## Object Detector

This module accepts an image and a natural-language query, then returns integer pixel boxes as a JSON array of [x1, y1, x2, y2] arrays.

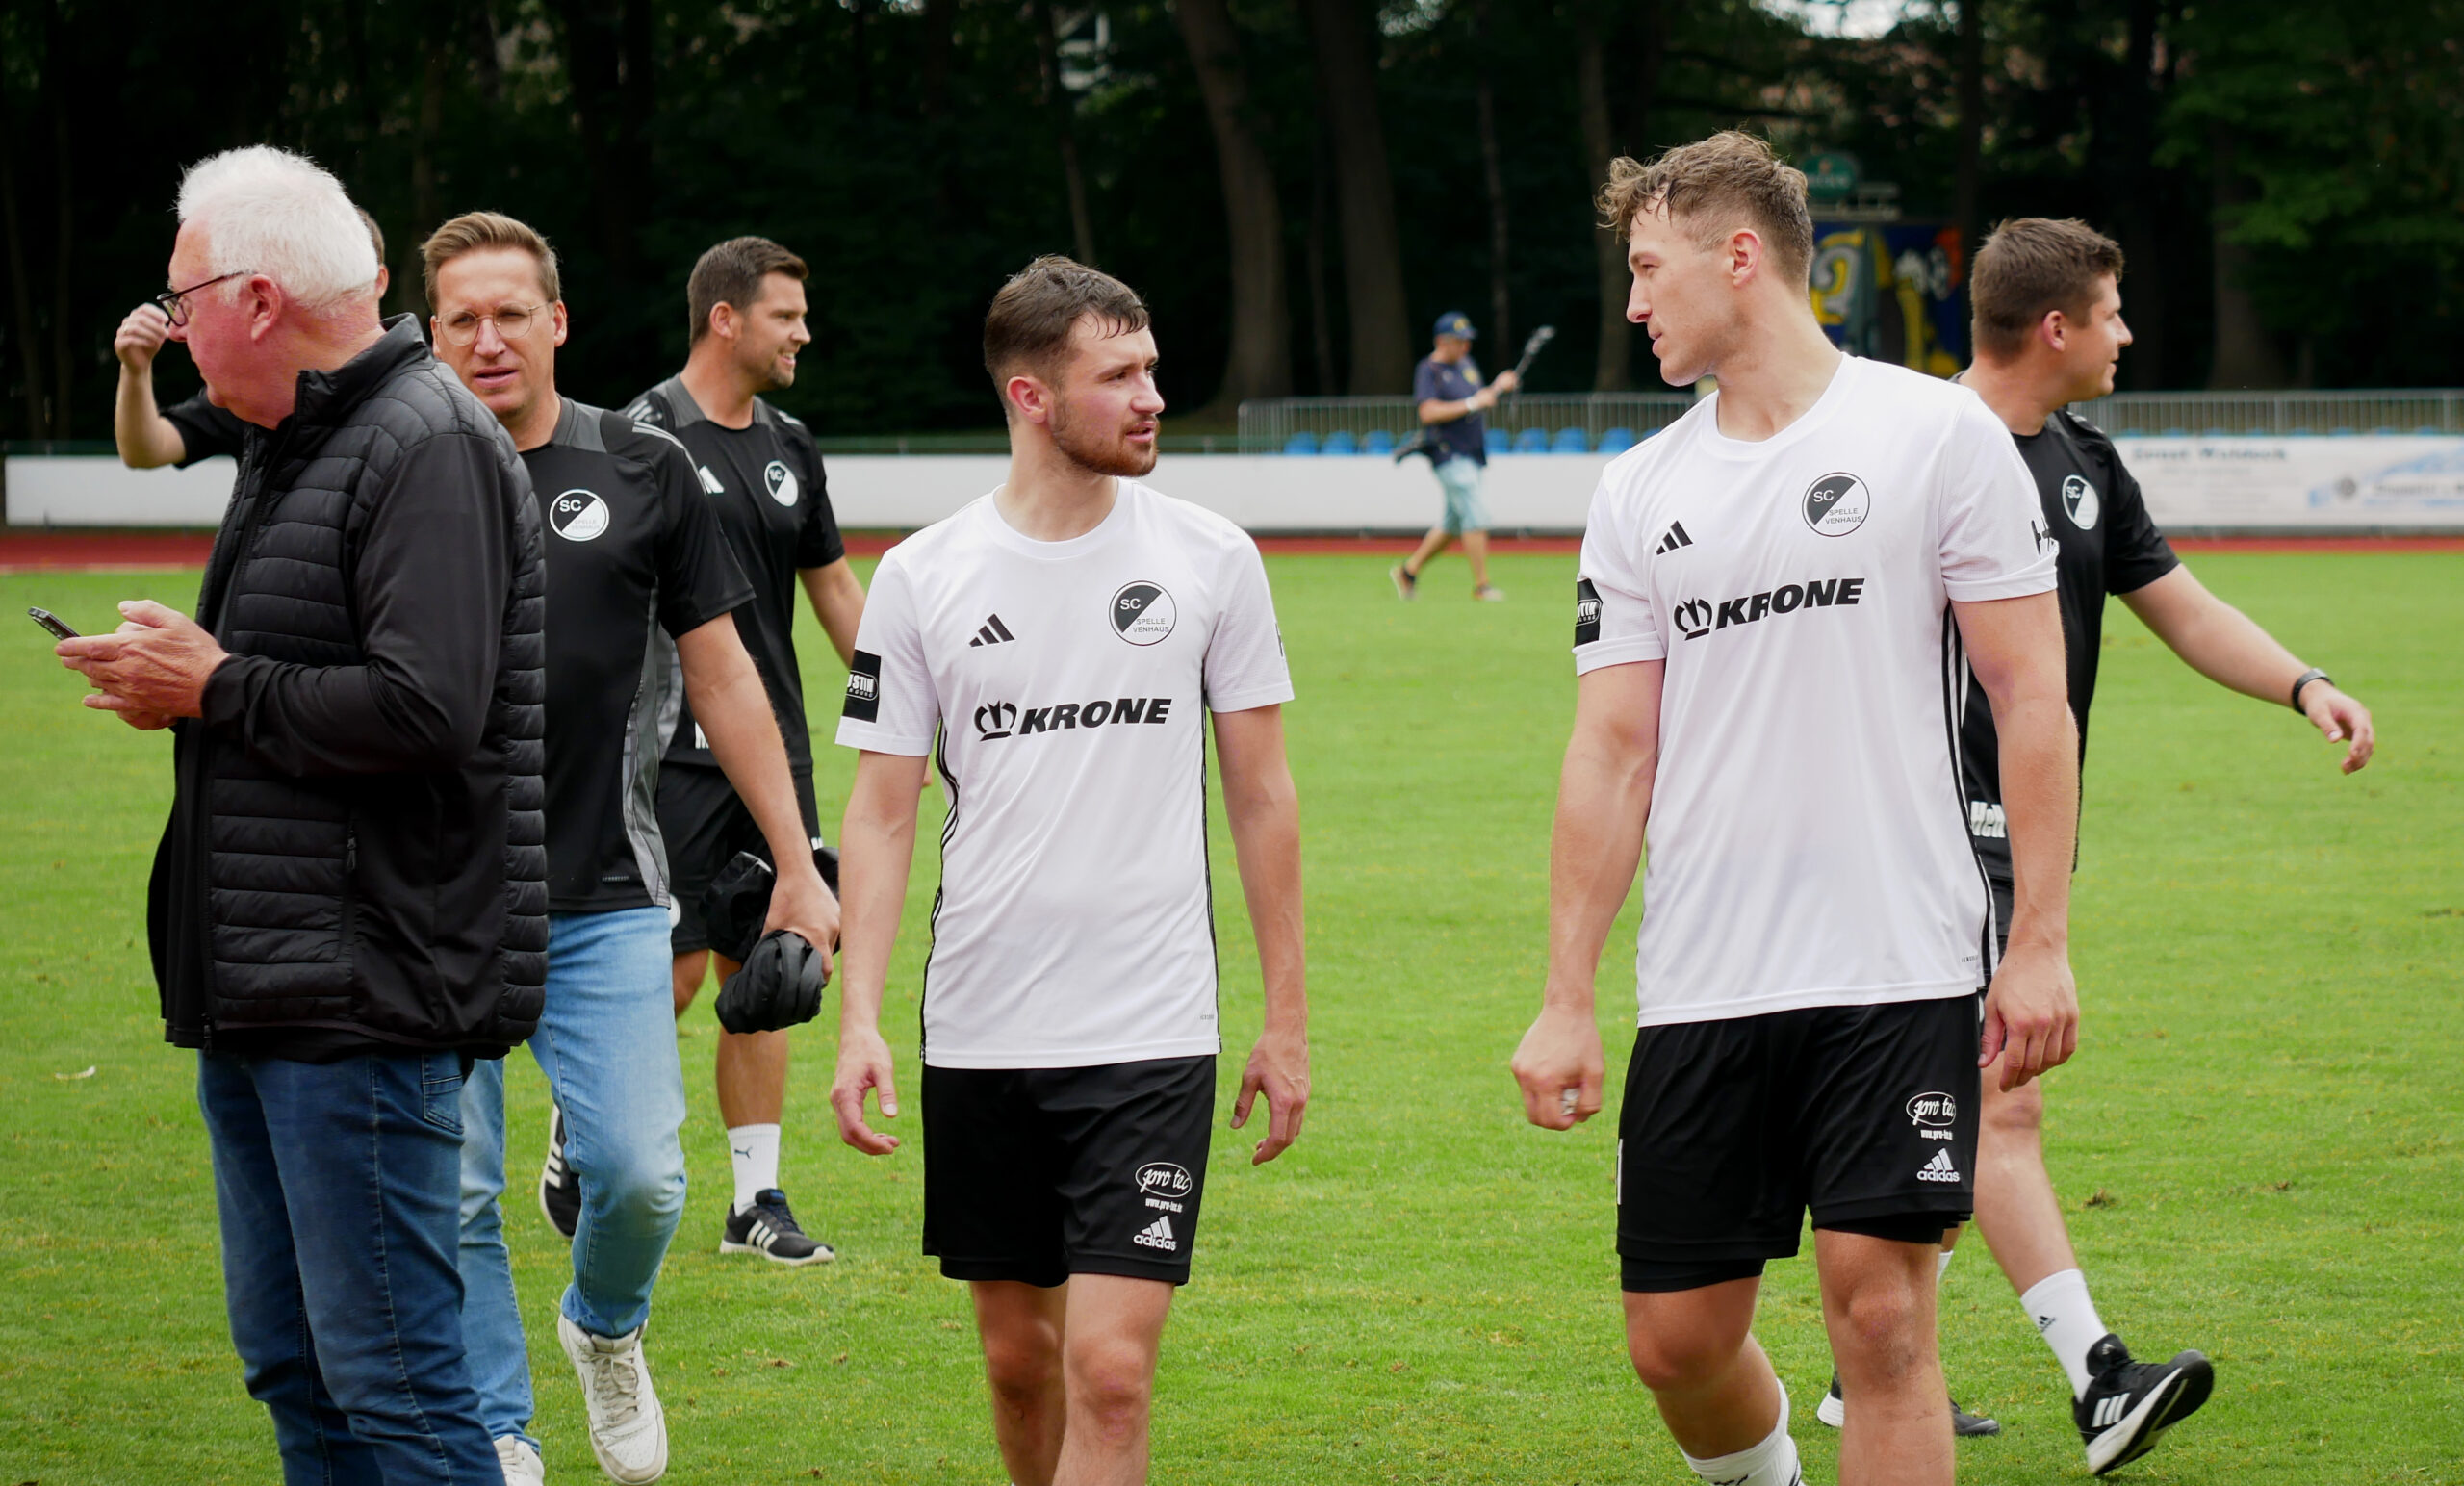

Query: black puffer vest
[[151, 319, 547, 1055]]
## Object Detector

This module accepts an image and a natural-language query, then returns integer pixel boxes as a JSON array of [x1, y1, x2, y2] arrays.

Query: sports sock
[[1681, 1387, 1798, 1486], [2020, 1268, 2110, 1399], [727, 1123, 781, 1214], [1938, 1247, 1957, 1282]]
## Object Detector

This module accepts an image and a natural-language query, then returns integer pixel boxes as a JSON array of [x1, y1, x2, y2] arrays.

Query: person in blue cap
[[1392, 311, 1517, 601]]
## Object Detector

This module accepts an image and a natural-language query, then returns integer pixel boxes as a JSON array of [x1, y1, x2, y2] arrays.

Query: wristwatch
[[2289, 667, 2332, 712]]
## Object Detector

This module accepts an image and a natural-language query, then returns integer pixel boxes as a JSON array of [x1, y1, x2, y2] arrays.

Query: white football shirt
[[1574, 355, 2056, 1028], [835, 481, 1293, 1069]]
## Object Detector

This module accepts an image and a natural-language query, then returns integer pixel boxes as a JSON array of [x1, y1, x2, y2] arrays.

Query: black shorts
[[1616, 997, 1981, 1292], [655, 763, 820, 957], [922, 1056, 1215, 1288], [1972, 830, 2016, 961]]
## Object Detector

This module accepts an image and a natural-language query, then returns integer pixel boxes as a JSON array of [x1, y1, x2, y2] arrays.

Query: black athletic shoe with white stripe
[[1816, 1372, 2001, 1436], [538, 1105, 580, 1241], [720, 1188, 835, 1265], [2075, 1333, 2213, 1474]]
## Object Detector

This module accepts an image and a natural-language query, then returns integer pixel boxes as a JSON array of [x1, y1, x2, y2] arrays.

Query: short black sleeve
[[161, 390, 250, 468], [2077, 418, 2179, 596], [786, 423, 847, 569], [638, 428, 754, 638]]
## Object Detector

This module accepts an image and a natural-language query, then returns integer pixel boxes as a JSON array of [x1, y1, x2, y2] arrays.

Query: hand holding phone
[[28, 606, 78, 640]]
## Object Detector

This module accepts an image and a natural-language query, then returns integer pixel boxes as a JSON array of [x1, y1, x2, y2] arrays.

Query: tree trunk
[[1474, 0, 1510, 347], [1954, 0, 1984, 287], [1306, 129, 1339, 395], [920, 0, 956, 125], [409, 38, 447, 315], [2206, 129, 2286, 389], [1174, 0, 1291, 411], [2104, 0, 2167, 387], [1576, 7, 1625, 390], [1031, 0, 1097, 266], [1300, 0, 1411, 393], [0, 130, 45, 440], [45, 1, 71, 440], [551, 0, 645, 286]]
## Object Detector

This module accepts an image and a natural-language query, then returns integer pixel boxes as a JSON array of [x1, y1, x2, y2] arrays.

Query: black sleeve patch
[[842, 649, 883, 722], [1574, 577, 1603, 647]]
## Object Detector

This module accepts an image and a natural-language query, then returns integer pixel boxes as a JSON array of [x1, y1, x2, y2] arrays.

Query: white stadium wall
[[12, 437, 2464, 533]]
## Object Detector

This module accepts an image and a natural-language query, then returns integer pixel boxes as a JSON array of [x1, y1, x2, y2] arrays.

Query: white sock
[[1681, 1387, 1798, 1486], [728, 1123, 781, 1213], [2020, 1268, 2109, 1399], [1937, 1247, 1957, 1282]]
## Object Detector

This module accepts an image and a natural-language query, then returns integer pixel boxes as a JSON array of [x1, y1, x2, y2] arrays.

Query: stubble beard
[[1049, 397, 1157, 478]]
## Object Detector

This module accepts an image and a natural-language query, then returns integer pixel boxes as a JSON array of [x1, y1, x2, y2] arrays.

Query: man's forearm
[[115, 369, 184, 469], [1225, 790, 1305, 1033], [2122, 570, 2311, 706], [836, 776, 922, 1038], [1543, 734, 1653, 1010], [689, 661, 813, 863], [1991, 693, 2078, 950], [800, 561, 865, 667]]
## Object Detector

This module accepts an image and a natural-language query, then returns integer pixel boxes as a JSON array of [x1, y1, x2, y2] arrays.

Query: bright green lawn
[[1, 551, 2457, 1483]]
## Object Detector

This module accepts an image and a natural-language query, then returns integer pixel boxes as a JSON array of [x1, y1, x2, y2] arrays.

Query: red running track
[[3, 529, 2459, 572]]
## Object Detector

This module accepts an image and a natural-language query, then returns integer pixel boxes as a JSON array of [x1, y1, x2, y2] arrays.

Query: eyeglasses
[[154, 271, 251, 327], [436, 304, 547, 347]]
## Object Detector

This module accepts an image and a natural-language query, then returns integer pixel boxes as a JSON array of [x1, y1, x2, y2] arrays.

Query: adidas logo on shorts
[[1132, 1215, 1178, 1252], [1915, 1147, 1962, 1184]]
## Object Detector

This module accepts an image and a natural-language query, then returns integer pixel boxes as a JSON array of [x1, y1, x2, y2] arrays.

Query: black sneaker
[[2075, 1333, 2213, 1475], [720, 1189, 836, 1266], [538, 1105, 580, 1241], [1815, 1372, 2001, 1437], [1389, 563, 1417, 601]]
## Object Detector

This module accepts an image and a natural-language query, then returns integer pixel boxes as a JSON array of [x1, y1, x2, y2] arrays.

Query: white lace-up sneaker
[[556, 1314, 668, 1483], [495, 1434, 546, 1484]]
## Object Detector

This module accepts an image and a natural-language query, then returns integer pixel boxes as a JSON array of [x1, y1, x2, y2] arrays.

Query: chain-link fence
[[1239, 387, 2464, 453]]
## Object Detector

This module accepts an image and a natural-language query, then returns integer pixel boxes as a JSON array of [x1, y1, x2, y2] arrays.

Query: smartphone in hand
[[28, 606, 78, 640]]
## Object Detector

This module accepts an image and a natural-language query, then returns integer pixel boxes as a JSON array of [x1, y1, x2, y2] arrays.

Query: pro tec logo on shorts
[[550, 489, 609, 542], [1574, 578, 1603, 645], [1136, 1161, 1194, 1199], [1111, 582, 1176, 646], [842, 650, 882, 722], [764, 459, 800, 507], [1802, 472, 1871, 536], [1908, 1090, 1958, 1141], [2063, 474, 2101, 529]]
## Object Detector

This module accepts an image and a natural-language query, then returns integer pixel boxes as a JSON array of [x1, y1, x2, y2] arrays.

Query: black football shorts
[[922, 1055, 1215, 1288], [1616, 995, 1982, 1292], [655, 762, 820, 957]]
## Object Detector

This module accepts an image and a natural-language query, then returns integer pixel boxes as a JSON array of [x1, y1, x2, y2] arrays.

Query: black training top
[[1959, 407, 2179, 822], [624, 376, 845, 774], [525, 397, 753, 912], [161, 389, 251, 468]]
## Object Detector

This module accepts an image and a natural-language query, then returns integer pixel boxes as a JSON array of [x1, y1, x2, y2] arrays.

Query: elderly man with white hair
[[57, 145, 545, 1485]]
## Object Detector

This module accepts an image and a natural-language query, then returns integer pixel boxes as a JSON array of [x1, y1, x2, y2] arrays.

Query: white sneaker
[[495, 1434, 546, 1484], [557, 1314, 669, 1484]]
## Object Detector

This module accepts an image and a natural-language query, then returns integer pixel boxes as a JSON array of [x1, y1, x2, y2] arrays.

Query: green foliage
[[2, 550, 2461, 1480]]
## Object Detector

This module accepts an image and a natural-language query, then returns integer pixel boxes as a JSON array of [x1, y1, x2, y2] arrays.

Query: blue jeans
[[457, 907, 687, 1445], [199, 1048, 500, 1485]]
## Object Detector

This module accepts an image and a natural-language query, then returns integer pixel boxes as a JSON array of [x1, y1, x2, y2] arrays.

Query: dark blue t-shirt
[[1412, 354, 1487, 466]]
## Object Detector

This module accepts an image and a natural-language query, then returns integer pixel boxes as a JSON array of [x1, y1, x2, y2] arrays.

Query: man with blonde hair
[[59, 145, 541, 1484], [424, 211, 837, 1484], [1801, 215, 2370, 1474], [1510, 132, 2078, 1486]]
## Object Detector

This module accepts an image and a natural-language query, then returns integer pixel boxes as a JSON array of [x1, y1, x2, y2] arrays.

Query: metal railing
[[2070, 389, 2464, 437], [1236, 393, 1695, 456]]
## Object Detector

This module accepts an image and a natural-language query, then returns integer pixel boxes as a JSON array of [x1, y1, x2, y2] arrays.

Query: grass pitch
[[1, 549, 2458, 1483]]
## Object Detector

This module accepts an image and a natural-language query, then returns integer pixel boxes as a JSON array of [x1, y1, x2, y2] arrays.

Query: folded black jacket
[[149, 317, 548, 1060]]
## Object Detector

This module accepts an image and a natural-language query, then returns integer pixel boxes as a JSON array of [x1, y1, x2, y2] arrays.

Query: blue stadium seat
[[2116, 427, 2144, 438], [2372, 426, 2398, 437], [2417, 426, 2443, 436], [1513, 427, 1549, 453], [1363, 429, 1395, 456], [1551, 427, 1591, 454], [2329, 426, 2356, 437], [2204, 427, 2230, 437], [1598, 426, 1636, 454], [1282, 432, 1318, 456], [1322, 430, 1357, 456], [2163, 427, 2189, 438], [1484, 428, 1510, 456], [2288, 428, 2315, 437]]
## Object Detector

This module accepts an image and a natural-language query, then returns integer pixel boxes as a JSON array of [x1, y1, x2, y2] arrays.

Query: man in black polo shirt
[[426, 212, 837, 1485], [114, 208, 391, 471], [1811, 218, 2375, 1476], [622, 236, 865, 1266]]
